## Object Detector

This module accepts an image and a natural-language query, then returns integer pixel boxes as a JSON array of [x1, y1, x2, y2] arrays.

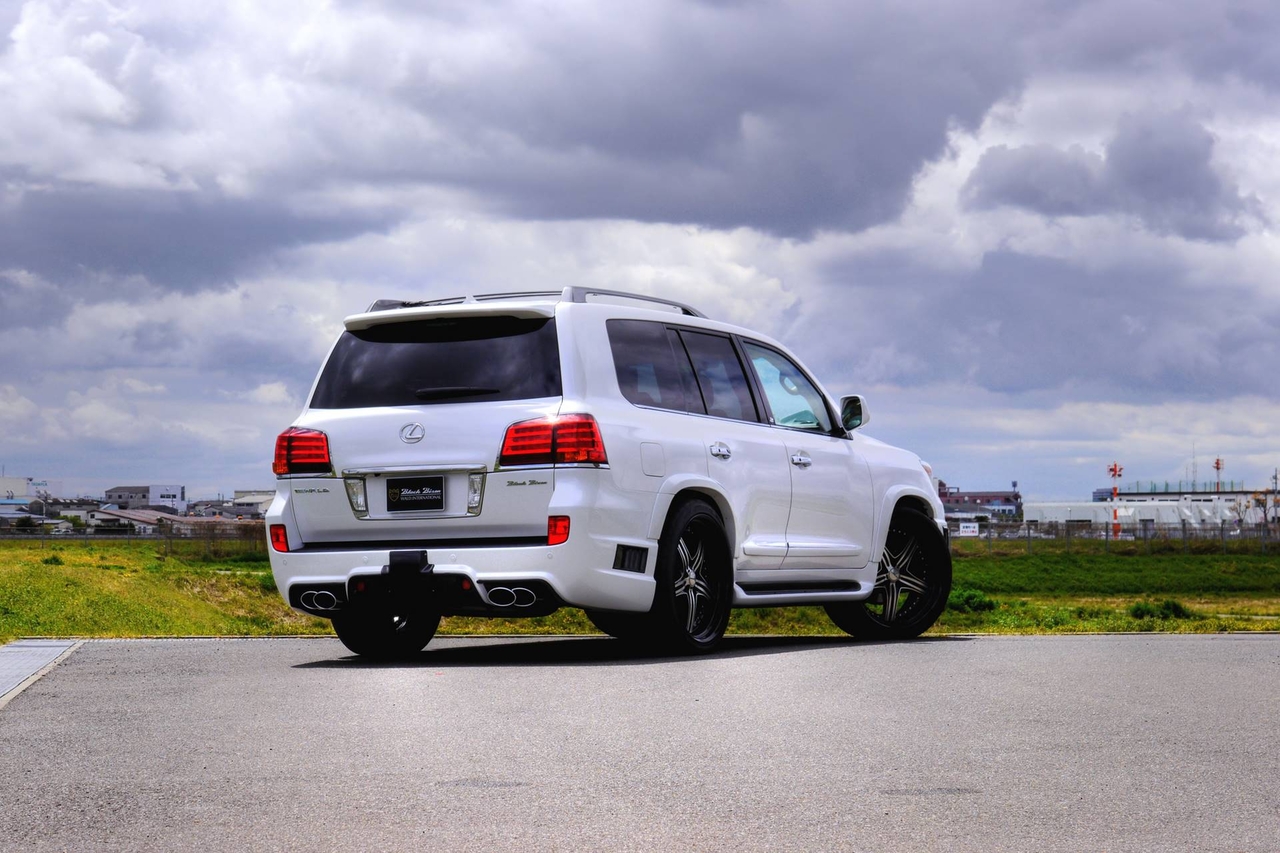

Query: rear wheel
[[331, 608, 441, 660], [825, 508, 951, 640], [651, 498, 733, 654]]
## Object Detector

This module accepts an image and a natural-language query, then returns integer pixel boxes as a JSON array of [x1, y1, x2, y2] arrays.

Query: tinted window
[[606, 320, 705, 413], [310, 317, 561, 408], [742, 342, 833, 432], [679, 331, 759, 422], [666, 328, 706, 414]]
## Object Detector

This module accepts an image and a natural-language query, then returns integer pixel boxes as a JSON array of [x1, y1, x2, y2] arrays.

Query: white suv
[[267, 288, 950, 657]]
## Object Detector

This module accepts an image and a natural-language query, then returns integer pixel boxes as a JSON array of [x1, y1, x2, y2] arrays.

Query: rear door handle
[[790, 452, 812, 468], [710, 442, 732, 460]]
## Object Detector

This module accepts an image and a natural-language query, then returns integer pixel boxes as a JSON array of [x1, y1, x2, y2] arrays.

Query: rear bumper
[[268, 466, 660, 615], [269, 532, 658, 616]]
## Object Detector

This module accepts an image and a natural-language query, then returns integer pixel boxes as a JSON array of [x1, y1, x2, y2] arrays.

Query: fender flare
[[871, 484, 942, 565], [647, 475, 736, 554]]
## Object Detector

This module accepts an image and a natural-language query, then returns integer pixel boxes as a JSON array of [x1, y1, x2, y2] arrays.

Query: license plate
[[387, 476, 444, 512]]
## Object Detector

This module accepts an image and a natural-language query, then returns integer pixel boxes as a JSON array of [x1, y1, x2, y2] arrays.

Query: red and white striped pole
[[1109, 462, 1123, 539]]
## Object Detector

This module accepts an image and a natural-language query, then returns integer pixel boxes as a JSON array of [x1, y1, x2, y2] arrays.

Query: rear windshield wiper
[[414, 386, 501, 401]]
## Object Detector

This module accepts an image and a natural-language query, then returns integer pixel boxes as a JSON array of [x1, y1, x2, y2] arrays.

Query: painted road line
[[0, 639, 81, 710]]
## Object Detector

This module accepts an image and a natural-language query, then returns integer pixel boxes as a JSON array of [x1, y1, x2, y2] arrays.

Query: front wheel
[[331, 608, 441, 660], [651, 498, 733, 654], [825, 508, 951, 640]]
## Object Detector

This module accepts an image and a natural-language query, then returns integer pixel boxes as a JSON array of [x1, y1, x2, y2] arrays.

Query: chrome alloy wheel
[[865, 524, 935, 626], [656, 498, 731, 652], [674, 533, 714, 636]]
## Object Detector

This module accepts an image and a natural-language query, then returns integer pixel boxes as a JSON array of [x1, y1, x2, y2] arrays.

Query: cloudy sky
[[2, 0, 1278, 501]]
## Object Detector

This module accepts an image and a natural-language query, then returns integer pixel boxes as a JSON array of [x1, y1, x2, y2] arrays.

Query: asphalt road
[[0, 634, 1277, 852]]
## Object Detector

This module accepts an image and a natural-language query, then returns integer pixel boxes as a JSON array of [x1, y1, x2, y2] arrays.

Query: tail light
[[273, 427, 331, 476], [499, 414, 607, 467], [269, 524, 290, 552]]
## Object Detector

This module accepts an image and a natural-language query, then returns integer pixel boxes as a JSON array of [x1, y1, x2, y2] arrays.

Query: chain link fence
[[949, 519, 1277, 557]]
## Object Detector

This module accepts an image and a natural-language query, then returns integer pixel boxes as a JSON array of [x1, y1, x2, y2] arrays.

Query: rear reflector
[[273, 427, 331, 476], [269, 524, 290, 552], [547, 516, 570, 546], [499, 414, 606, 467]]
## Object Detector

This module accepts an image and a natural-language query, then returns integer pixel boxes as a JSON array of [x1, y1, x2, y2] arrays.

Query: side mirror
[[840, 395, 870, 431]]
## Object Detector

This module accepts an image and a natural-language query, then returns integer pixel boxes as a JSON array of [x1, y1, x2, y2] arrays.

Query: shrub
[[41, 554, 64, 566], [948, 587, 997, 613], [1128, 599, 1198, 620]]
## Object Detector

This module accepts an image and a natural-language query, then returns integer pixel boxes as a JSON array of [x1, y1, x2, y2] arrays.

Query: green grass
[[2, 541, 1279, 641], [951, 552, 1280, 596], [0, 541, 329, 643]]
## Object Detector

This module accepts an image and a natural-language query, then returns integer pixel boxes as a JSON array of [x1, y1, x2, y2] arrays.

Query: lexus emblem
[[400, 423, 426, 444]]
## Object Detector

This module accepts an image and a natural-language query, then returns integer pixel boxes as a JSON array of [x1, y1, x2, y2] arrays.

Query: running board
[[732, 580, 873, 607]]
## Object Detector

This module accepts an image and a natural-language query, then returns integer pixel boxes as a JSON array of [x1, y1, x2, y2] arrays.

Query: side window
[[607, 319, 701, 413], [742, 342, 833, 433], [679, 331, 760, 422], [666, 327, 706, 414]]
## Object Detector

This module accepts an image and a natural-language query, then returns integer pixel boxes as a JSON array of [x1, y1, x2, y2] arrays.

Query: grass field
[[1, 540, 1278, 643]]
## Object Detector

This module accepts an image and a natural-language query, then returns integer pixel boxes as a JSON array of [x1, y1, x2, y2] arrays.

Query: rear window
[[310, 316, 561, 409]]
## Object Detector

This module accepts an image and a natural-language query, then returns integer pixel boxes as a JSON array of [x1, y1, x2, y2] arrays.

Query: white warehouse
[[1025, 494, 1271, 528]]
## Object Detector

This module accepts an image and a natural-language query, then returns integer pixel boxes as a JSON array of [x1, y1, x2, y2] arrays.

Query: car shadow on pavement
[[293, 634, 973, 669]]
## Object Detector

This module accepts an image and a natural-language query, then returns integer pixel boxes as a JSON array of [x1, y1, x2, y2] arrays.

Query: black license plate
[[387, 476, 444, 512]]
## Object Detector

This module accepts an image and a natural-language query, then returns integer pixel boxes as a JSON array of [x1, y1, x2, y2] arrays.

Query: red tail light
[[499, 414, 607, 467], [269, 524, 290, 552], [273, 427, 331, 475], [547, 516, 570, 545]]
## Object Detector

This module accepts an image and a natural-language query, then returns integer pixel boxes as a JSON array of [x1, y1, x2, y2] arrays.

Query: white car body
[[267, 289, 945, 623]]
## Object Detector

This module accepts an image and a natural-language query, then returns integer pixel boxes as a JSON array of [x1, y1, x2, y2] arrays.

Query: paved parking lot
[[0, 634, 1277, 852]]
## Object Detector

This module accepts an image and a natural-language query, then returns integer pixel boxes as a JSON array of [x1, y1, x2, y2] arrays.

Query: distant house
[[936, 480, 1023, 517], [0, 500, 32, 528], [188, 490, 274, 520], [86, 508, 168, 535], [104, 485, 187, 513], [166, 516, 263, 536], [43, 498, 100, 523]]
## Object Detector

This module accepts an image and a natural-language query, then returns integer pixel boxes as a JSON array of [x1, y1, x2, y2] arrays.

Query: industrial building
[[1025, 483, 1276, 528], [103, 485, 188, 513]]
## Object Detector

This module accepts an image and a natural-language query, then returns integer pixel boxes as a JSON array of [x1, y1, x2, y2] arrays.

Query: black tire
[[825, 508, 951, 640], [651, 497, 733, 654], [585, 610, 652, 642], [331, 608, 441, 660]]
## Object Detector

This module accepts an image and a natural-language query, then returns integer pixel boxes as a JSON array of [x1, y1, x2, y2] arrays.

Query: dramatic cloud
[[963, 110, 1264, 240], [1, 0, 1278, 499]]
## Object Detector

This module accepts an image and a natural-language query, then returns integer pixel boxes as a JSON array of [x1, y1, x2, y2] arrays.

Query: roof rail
[[561, 287, 705, 317], [366, 287, 706, 317]]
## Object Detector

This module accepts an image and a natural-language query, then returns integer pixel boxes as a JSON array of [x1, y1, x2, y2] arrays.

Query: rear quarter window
[[606, 319, 705, 414], [310, 316, 561, 409]]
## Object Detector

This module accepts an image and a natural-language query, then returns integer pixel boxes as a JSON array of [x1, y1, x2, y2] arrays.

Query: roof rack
[[366, 287, 706, 318]]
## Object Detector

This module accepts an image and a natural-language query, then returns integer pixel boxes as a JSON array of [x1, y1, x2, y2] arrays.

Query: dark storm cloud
[[961, 144, 1106, 217], [962, 111, 1262, 241], [802, 250, 1280, 402], [1104, 111, 1263, 240], [0, 181, 394, 290], [6, 0, 1274, 260], [1028, 1, 1280, 88], [384, 0, 1029, 236]]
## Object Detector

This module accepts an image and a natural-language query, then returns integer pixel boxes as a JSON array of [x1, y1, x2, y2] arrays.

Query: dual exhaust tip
[[299, 589, 341, 611], [486, 586, 537, 608], [296, 584, 537, 611]]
